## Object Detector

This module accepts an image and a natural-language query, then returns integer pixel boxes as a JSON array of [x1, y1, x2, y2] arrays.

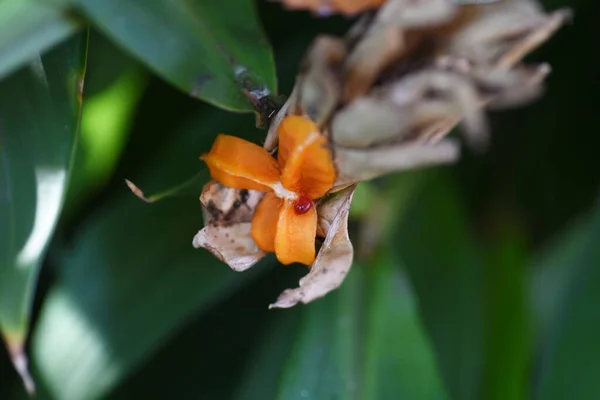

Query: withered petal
[[333, 139, 460, 189], [448, 2, 571, 68], [295, 36, 346, 126], [343, 0, 458, 102]]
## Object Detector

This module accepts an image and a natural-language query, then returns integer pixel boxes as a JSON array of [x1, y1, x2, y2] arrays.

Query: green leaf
[[394, 173, 484, 400], [74, 0, 276, 111], [0, 0, 80, 81], [234, 312, 301, 400], [529, 216, 591, 345], [275, 264, 362, 400], [30, 98, 271, 399], [31, 188, 274, 400], [481, 227, 530, 400], [535, 202, 600, 400], [234, 256, 447, 400], [65, 30, 148, 213], [0, 32, 87, 393], [362, 251, 449, 400]]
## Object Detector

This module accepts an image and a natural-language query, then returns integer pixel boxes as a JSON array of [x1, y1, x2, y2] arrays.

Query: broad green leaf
[[481, 227, 530, 400], [66, 29, 147, 213], [66, 50, 147, 213], [394, 173, 484, 400], [30, 98, 271, 400], [0, 0, 80, 81], [276, 264, 362, 400], [528, 216, 591, 345], [362, 251, 448, 400], [74, 0, 276, 111], [235, 258, 447, 400], [535, 202, 600, 400], [31, 187, 274, 400], [68, 68, 146, 204], [234, 312, 301, 400], [0, 32, 87, 393]]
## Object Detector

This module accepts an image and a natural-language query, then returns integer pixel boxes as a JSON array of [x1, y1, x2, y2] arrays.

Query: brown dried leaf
[[343, 0, 458, 101], [295, 36, 346, 126], [326, 1, 568, 184], [192, 181, 265, 271], [387, 0, 457, 28], [269, 185, 356, 308], [344, 25, 406, 102], [333, 139, 459, 188], [333, 68, 485, 150], [393, 69, 489, 149], [447, 1, 571, 67], [473, 63, 551, 109]]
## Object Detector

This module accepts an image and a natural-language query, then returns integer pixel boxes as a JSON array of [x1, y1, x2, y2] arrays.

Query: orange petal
[[251, 192, 282, 253], [278, 116, 336, 199], [275, 199, 317, 266], [201, 134, 281, 192], [278, 0, 384, 15], [329, 0, 385, 15]]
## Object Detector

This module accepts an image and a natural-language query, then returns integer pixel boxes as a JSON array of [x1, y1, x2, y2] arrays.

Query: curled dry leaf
[[333, 139, 459, 188], [270, 185, 356, 308], [447, 1, 572, 68], [290, 36, 347, 128], [343, 0, 458, 101], [192, 181, 265, 271]]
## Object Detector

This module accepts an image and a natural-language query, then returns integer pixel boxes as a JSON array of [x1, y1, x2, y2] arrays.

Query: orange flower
[[201, 116, 336, 266], [278, 0, 386, 16]]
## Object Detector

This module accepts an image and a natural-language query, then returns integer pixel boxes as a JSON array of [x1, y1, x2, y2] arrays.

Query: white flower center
[[272, 181, 298, 201]]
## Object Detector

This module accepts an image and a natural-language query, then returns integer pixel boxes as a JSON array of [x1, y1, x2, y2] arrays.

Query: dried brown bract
[[271, 0, 570, 188]]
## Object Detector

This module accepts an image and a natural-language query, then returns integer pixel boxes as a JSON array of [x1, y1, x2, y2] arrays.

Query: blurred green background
[[1, 0, 599, 399]]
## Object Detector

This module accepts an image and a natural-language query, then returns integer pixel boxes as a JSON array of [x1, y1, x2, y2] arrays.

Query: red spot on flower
[[294, 195, 313, 215]]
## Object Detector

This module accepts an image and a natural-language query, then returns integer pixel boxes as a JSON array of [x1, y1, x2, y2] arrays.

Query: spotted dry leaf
[[192, 181, 265, 271], [270, 185, 356, 308]]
